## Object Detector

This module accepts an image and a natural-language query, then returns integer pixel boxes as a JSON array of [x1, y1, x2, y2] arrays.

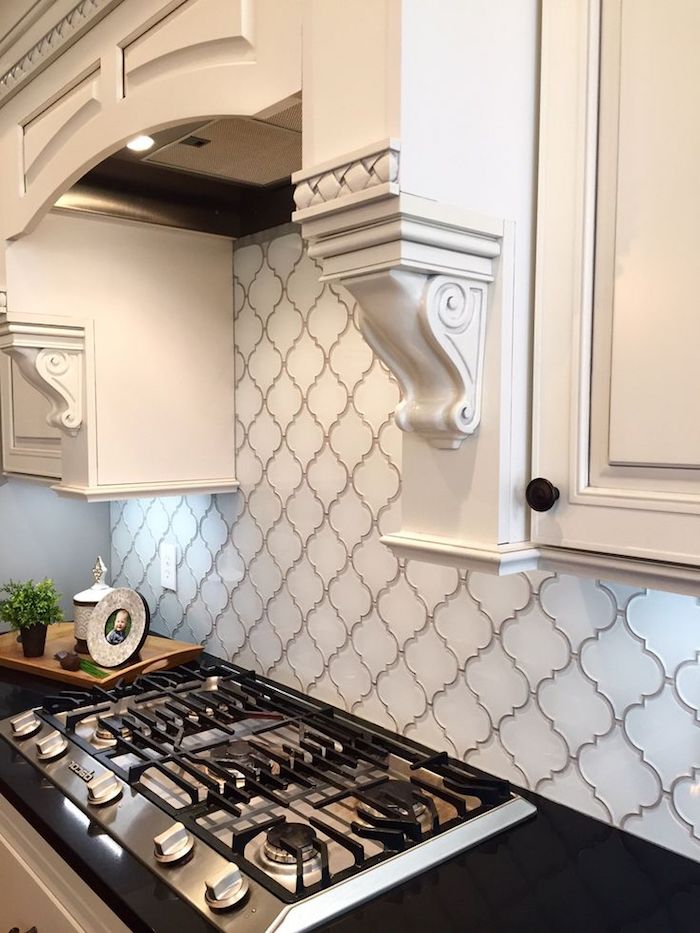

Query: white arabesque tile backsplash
[[111, 225, 700, 863]]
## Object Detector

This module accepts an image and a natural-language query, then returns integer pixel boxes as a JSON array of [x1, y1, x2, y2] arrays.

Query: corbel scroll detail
[[0, 319, 85, 436], [34, 347, 83, 434], [419, 275, 488, 442], [295, 171, 502, 448]]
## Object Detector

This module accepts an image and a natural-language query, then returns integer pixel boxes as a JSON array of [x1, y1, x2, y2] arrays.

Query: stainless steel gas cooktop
[[0, 659, 535, 932]]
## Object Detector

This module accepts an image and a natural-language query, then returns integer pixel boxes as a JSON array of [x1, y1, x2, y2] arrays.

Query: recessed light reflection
[[126, 134, 155, 152]]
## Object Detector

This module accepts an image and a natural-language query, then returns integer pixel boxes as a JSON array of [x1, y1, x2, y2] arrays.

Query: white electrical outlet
[[160, 542, 177, 590]]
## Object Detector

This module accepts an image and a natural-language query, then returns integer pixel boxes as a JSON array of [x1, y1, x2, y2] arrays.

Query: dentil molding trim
[[294, 149, 503, 448], [0, 0, 124, 106], [0, 318, 85, 435]]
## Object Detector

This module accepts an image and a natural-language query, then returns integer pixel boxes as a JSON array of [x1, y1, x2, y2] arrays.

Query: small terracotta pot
[[20, 623, 48, 658]]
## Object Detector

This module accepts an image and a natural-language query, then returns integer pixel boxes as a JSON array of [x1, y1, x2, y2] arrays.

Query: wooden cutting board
[[0, 623, 202, 687]]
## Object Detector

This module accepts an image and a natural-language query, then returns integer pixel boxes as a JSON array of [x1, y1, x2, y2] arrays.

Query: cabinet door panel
[[533, 0, 700, 562], [0, 797, 128, 933], [591, 0, 700, 479], [0, 795, 128, 933], [0, 830, 81, 932], [1, 355, 61, 478]]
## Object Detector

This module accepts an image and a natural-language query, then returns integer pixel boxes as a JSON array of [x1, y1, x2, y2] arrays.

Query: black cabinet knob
[[525, 478, 560, 512]]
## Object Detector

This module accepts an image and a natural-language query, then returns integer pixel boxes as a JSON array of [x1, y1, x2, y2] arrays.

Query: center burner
[[209, 738, 281, 790], [223, 739, 254, 762], [214, 738, 256, 785], [264, 822, 318, 865]]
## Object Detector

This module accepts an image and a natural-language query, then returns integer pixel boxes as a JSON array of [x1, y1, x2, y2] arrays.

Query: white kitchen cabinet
[[0, 0, 302, 501], [0, 794, 129, 932], [531, 0, 700, 586], [1, 211, 238, 501], [1, 351, 61, 480]]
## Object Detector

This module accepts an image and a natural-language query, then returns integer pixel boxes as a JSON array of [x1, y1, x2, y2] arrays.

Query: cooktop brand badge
[[68, 759, 95, 783]]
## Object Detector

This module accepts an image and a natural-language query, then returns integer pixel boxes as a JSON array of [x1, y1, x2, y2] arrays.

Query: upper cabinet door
[[533, 0, 700, 564]]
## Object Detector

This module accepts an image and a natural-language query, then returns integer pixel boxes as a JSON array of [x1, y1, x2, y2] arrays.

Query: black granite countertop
[[1, 666, 699, 933]]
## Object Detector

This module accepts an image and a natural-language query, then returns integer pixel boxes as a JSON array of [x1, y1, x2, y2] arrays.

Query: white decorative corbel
[[0, 318, 85, 435], [293, 144, 502, 448], [349, 271, 489, 448]]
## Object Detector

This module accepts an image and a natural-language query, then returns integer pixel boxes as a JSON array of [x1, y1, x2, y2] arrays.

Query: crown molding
[[295, 148, 503, 448], [0, 0, 124, 107], [0, 318, 85, 435], [0, 1, 55, 60]]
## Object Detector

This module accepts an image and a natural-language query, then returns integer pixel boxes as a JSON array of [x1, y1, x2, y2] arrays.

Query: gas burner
[[210, 739, 257, 789], [225, 739, 254, 761], [212, 739, 282, 787], [263, 822, 318, 866], [92, 717, 132, 749], [356, 779, 427, 823]]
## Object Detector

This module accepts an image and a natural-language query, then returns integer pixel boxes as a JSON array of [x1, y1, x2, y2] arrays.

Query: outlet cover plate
[[160, 542, 177, 591]]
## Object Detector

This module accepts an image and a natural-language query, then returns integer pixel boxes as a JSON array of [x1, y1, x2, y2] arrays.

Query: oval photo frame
[[87, 587, 150, 668]]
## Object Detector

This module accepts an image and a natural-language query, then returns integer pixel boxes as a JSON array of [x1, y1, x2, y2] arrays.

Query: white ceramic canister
[[73, 557, 113, 654]]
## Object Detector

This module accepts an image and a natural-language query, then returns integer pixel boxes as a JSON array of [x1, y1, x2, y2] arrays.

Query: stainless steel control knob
[[10, 710, 41, 739], [35, 729, 68, 761], [154, 822, 194, 864], [204, 864, 249, 910], [87, 771, 123, 806]]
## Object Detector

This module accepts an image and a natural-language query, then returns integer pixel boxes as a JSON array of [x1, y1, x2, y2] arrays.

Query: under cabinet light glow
[[126, 135, 155, 152]]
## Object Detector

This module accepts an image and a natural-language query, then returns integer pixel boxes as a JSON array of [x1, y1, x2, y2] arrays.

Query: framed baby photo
[[87, 587, 150, 668]]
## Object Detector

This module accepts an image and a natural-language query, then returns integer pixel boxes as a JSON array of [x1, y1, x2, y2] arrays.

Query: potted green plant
[[0, 579, 63, 657]]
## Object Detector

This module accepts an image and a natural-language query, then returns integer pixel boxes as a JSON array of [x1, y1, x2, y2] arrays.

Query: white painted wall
[[0, 478, 110, 620]]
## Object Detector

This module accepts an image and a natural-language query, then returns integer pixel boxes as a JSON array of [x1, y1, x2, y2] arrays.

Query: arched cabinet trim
[[0, 0, 301, 241]]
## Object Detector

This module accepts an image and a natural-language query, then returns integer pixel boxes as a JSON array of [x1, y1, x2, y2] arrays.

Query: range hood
[[55, 100, 302, 238]]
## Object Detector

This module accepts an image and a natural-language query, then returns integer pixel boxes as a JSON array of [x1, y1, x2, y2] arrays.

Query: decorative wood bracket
[[0, 318, 85, 435], [293, 142, 503, 449], [351, 271, 489, 448]]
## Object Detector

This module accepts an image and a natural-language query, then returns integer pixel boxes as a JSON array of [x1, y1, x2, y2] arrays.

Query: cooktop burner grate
[[1, 658, 536, 931]]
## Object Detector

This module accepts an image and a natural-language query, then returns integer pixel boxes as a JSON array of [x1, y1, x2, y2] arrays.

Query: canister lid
[[73, 556, 114, 605]]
